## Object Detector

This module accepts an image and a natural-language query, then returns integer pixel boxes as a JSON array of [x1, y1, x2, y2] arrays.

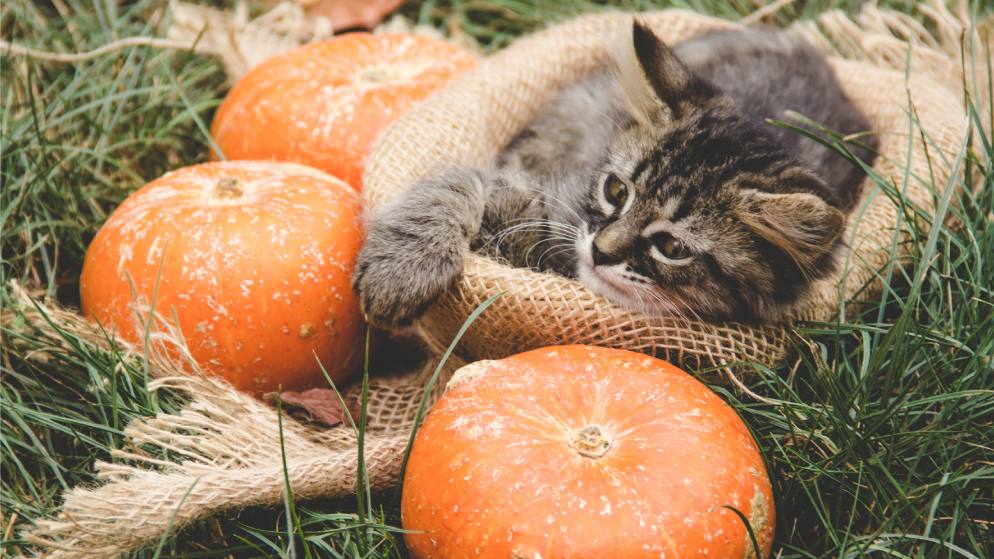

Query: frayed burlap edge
[[8, 282, 463, 558], [14, 2, 988, 557]]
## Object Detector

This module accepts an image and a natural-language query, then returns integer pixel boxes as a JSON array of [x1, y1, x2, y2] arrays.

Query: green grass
[[2, 0, 992, 557]]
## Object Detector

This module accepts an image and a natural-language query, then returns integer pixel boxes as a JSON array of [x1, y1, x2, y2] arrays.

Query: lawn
[[2, 0, 993, 557]]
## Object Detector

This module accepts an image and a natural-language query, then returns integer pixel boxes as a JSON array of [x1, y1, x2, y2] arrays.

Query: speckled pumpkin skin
[[209, 33, 476, 190], [80, 161, 364, 394], [402, 345, 775, 558]]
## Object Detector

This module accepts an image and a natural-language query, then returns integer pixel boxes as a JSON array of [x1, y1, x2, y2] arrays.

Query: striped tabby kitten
[[353, 21, 877, 326]]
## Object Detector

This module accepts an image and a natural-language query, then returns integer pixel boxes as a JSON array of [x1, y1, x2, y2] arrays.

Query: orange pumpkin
[[80, 161, 364, 394], [402, 345, 775, 558], [210, 33, 476, 190]]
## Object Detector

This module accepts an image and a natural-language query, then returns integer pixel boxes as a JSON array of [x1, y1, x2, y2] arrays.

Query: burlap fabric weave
[[18, 3, 982, 557], [364, 9, 969, 377]]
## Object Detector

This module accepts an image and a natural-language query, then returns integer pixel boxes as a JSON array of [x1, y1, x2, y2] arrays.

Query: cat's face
[[575, 21, 846, 322]]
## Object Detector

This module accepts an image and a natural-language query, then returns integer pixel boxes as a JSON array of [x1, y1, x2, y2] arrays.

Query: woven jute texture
[[19, 2, 985, 557], [364, 8, 971, 379], [12, 282, 465, 558]]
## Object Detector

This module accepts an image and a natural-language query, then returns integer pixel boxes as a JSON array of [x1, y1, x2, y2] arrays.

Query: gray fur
[[353, 23, 877, 327]]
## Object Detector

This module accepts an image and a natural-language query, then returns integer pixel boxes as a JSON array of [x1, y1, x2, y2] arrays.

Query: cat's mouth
[[590, 264, 639, 293], [576, 232, 687, 316], [576, 233, 644, 299], [579, 262, 675, 317]]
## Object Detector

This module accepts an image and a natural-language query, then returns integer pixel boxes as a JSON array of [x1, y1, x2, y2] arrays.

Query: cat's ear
[[613, 20, 715, 123], [736, 188, 846, 275]]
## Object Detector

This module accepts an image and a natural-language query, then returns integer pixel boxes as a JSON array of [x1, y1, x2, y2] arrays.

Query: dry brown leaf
[[267, 388, 362, 427], [287, 0, 404, 30]]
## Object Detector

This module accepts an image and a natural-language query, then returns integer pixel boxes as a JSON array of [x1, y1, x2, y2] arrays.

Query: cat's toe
[[352, 243, 462, 329], [356, 273, 416, 328], [357, 282, 416, 328], [353, 255, 406, 328], [355, 271, 435, 328]]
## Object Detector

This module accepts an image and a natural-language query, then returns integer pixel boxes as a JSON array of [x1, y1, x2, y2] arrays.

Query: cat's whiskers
[[491, 218, 580, 241], [487, 222, 545, 249], [525, 235, 578, 269], [534, 241, 579, 270], [680, 286, 721, 320], [623, 281, 702, 323], [490, 230, 574, 260], [489, 219, 579, 257], [626, 283, 668, 316], [652, 287, 705, 323], [630, 288, 654, 316], [538, 191, 587, 226]]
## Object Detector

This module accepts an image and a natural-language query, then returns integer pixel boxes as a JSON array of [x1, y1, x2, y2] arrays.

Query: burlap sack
[[19, 3, 984, 557], [364, 9, 969, 378]]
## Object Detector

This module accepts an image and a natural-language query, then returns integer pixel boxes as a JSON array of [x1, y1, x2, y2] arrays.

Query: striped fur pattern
[[353, 21, 877, 326]]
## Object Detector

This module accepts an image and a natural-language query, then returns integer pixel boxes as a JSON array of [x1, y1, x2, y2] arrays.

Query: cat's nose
[[591, 243, 620, 266]]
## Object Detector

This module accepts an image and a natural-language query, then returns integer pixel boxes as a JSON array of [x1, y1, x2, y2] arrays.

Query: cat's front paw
[[352, 216, 465, 329]]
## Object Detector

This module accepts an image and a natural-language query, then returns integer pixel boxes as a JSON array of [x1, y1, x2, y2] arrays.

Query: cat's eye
[[653, 233, 691, 260], [603, 174, 629, 208]]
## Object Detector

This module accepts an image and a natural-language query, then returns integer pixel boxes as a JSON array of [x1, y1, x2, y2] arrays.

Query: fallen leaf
[[267, 388, 362, 427], [282, 0, 404, 31]]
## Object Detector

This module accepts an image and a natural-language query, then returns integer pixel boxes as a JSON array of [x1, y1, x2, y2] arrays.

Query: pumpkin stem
[[569, 424, 611, 459], [214, 177, 243, 199]]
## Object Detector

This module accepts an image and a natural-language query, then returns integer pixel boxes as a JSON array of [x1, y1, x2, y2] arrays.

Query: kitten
[[352, 21, 878, 327]]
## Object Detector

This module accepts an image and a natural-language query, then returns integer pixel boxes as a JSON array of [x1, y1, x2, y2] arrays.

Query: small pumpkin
[[210, 33, 476, 190], [402, 345, 775, 558], [80, 161, 363, 394]]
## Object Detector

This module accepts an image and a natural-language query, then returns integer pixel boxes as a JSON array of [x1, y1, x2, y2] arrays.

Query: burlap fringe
[[793, 0, 992, 117], [15, 1, 989, 557], [9, 282, 461, 558]]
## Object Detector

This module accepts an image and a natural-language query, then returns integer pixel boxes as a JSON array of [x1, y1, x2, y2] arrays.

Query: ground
[[2, 0, 993, 557]]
